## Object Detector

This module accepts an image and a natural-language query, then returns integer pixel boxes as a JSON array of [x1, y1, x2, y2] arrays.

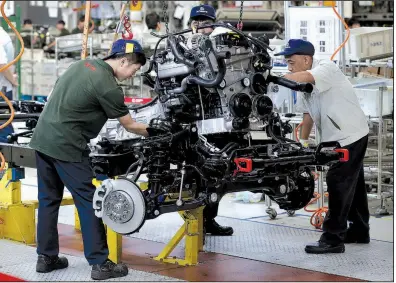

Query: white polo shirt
[[0, 27, 14, 92], [296, 59, 369, 147]]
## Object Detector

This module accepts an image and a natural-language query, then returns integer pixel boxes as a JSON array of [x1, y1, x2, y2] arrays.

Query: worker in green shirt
[[43, 20, 70, 51], [71, 15, 94, 34], [29, 39, 149, 280]]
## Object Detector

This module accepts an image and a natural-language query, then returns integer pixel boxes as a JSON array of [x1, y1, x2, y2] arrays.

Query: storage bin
[[346, 27, 393, 61]]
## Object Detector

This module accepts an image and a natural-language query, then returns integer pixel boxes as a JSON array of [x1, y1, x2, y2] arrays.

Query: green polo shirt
[[29, 59, 129, 162]]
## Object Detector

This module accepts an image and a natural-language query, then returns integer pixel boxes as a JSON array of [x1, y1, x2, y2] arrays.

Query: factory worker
[[275, 39, 370, 254]]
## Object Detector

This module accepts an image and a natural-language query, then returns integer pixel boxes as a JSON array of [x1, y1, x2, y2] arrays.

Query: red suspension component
[[233, 158, 253, 176], [334, 148, 349, 162]]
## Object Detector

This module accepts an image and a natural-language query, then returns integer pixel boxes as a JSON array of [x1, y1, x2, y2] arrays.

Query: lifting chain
[[162, 0, 169, 34], [237, 0, 244, 30]]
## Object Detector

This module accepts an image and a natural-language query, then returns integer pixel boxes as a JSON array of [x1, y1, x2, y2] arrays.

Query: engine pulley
[[252, 95, 273, 118], [93, 178, 146, 235], [229, 93, 252, 118], [250, 73, 267, 95]]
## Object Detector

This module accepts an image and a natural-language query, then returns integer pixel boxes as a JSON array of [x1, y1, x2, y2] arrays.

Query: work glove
[[299, 138, 316, 148], [146, 118, 174, 137]]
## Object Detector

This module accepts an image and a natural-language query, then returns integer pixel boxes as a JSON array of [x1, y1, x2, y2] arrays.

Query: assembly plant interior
[[0, 1, 394, 282]]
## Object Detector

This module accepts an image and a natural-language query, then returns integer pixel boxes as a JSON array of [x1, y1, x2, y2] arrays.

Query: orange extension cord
[[330, 1, 351, 61], [0, 0, 25, 172]]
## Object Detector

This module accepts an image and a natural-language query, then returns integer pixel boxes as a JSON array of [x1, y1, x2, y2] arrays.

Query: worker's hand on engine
[[299, 138, 316, 148], [146, 118, 173, 136]]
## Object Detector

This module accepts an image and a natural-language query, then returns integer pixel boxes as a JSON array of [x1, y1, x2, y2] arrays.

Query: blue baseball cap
[[103, 39, 144, 60], [274, 39, 315, 57], [190, 4, 216, 21]]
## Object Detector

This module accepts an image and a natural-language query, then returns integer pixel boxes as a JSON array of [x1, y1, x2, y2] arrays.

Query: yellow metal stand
[[0, 167, 35, 244], [154, 206, 205, 266]]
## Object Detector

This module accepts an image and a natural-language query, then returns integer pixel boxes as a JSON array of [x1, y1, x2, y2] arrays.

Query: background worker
[[72, 15, 95, 34], [29, 39, 148, 280], [0, 26, 17, 143], [43, 20, 70, 51], [21, 19, 39, 48], [145, 12, 161, 32], [275, 39, 370, 254], [188, 4, 234, 236]]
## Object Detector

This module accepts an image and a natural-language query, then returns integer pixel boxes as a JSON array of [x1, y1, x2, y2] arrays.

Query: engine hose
[[167, 35, 198, 68], [187, 59, 227, 88], [168, 77, 189, 94], [0, 0, 25, 172], [267, 75, 314, 94], [266, 121, 283, 144], [214, 50, 231, 60], [142, 60, 154, 76]]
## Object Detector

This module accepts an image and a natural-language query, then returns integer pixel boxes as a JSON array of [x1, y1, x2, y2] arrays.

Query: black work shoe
[[344, 229, 370, 244], [91, 259, 128, 280], [305, 241, 345, 254], [205, 220, 234, 236], [36, 254, 69, 273]]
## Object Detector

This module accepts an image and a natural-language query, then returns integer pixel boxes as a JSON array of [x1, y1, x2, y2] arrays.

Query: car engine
[[91, 23, 348, 235]]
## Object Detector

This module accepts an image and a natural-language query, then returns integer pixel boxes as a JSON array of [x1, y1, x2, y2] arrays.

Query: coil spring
[[147, 142, 169, 196]]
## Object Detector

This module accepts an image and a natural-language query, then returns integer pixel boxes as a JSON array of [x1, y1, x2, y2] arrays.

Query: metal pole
[[315, 126, 324, 208], [337, 1, 346, 73], [377, 86, 386, 199], [109, 2, 129, 54], [15, 5, 21, 99], [283, 1, 290, 41], [81, 1, 92, 60]]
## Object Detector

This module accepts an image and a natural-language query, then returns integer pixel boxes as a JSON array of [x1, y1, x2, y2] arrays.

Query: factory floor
[[0, 168, 393, 282]]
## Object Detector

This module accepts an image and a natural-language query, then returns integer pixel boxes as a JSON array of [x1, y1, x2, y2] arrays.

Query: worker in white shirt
[[275, 39, 370, 254], [0, 26, 17, 143]]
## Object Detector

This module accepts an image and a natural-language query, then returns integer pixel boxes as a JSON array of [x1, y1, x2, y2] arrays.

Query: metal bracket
[[154, 206, 205, 266]]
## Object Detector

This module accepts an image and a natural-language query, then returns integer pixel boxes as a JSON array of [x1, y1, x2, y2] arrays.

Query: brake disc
[[93, 178, 146, 235]]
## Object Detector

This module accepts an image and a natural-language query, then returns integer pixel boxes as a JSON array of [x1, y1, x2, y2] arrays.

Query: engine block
[[91, 23, 347, 235]]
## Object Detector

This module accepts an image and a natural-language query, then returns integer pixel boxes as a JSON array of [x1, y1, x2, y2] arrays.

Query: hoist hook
[[122, 15, 133, 40]]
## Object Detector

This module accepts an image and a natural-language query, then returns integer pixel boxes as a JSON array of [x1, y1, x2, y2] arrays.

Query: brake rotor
[[97, 179, 146, 235]]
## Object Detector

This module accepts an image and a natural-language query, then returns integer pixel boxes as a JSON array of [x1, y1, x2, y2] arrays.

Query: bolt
[[258, 179, 263, 184], [275, 176, 279, 181], [154, 210, 160, 216], [280, 185, 287, 194]]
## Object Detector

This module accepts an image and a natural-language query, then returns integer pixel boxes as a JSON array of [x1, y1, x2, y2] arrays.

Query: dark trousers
[[321, 135, 370, 244], [203, 202, 219, 223], [0, 90, 14, 143], [36, 151, 109, 265]]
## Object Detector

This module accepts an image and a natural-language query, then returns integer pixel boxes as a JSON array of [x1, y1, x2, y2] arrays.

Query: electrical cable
[[330, 1, 351, 61]]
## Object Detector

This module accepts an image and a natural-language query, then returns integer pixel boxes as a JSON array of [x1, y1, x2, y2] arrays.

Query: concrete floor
[[0, 167, 392, 281]]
